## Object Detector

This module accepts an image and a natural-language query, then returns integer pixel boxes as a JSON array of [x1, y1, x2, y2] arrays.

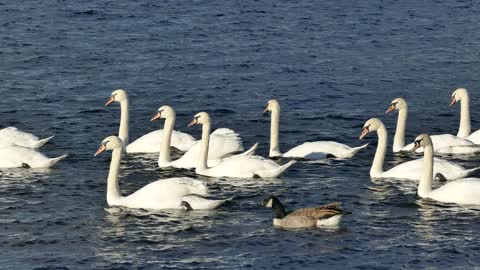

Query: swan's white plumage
[[414, 134, 480, 205], [126, 129, 195, 153], [97, 136, 227, 210], [401, 134, 475, 153], [265, 99, 366, 159], [379, 157, 477, 181], [0, 146, 67, 168], [0, 127, 53, 149], [466, 130, 480, 144], [198, 154, 296, 178], [165, 128, 244, 168], [283, 141, 369, 159]]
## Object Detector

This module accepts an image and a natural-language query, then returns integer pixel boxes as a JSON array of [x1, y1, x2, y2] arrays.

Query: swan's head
[[105, 89, 128, 106], [188, 112, 210, 127], [359, 118, 383, 139], [386, 97, 407, 113], [150, 105, 175, 122], [262, 195, 281, 208], [263, 99, 280, 113], [94, 136, 123, 156], [411, 134, 432, 152], [450, 88, 468, 108]]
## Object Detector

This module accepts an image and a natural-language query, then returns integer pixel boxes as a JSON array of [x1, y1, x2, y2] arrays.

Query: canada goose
[[262, 195, 343, 228]]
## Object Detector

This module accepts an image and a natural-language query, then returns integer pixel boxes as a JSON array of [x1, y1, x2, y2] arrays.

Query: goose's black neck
[[272, 200, 287, 219]]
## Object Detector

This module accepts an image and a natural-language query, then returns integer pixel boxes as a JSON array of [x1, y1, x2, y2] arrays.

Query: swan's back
[[126, 129, 196, 153], [283, 141, 350, 158], [0, 127, 39, 147], [430, 178, 480, 205]]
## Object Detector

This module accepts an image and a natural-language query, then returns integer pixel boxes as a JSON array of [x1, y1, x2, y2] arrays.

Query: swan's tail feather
[[339, 143, 369, 159], [255, 160, 296, 178], [31, 136, 54, 149], [238, 143, 258, 156], [46, 154, 69, 167]]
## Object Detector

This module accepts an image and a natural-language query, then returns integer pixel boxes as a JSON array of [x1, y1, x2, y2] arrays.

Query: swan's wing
[[0, 146, 52, 168], [466, 130, 480, 144], [182, 195, 230, 210], [0, 126, 40, 147], [127, 129, 195, 153], [173, 129, 244, 167], [430, 178, 480, 204], [283, 141, 354, 159], [205, 155, 279, 177]]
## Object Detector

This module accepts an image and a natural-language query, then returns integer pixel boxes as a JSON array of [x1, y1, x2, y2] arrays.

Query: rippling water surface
[[1, 1, 480, 269]]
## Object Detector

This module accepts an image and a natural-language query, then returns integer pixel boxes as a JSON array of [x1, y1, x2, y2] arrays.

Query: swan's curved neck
[[107, 147, 123, 205], [418, 144, 434, 198], [393, 106, 408, 151], [119, 99, 130, 147], [457, 95, 471, 138], [269, 108, 281, 157], [371, 125, 387, 177], [159, 116, 175, 164], [197, 121, 211, 171]]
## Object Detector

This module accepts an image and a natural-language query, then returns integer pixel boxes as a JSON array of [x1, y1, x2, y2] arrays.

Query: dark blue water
[[1, 0, 480, 269]]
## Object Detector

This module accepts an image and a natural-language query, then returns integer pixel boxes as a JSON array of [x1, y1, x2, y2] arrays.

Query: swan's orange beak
[[94, 144, 107, 157], [105, 96, 115, 106], [359, 127, 369, 140], [449, 96, 457, 108], [150, 112, 161, 122], [188, 118, 197, 127], [411, 142, 421, 153], [385, 104, 396, 113]]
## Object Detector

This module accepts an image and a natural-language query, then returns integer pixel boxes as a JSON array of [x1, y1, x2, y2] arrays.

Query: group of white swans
[[2, 87, 480, 228]]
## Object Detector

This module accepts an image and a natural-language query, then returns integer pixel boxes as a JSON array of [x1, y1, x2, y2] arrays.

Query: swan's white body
[[0, 127, 53, 149], [360, 118, 479, 181], [191, 112, 295, 178], [387, 97, 476, 154], [451, 88, 480, 144], [265, 100, 368, 159], [0, 146, 67, 168], [126, 129, 195, 153], [153, 106, 246, 169], [96, 136, 227, 210], [415, 134, 480, 205], [106, 89, 196, 153]]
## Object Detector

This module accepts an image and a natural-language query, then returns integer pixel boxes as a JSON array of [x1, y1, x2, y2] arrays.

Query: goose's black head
[[262, 195, 287, 218]]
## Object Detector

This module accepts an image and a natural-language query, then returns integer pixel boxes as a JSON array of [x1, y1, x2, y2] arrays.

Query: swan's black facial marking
[[414, 138, 423, 147]]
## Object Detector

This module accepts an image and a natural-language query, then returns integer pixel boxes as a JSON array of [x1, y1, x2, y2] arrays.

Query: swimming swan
[[94, 136, 228, 210], [411, 134, 480, 205], [264, 99, 368, 159]]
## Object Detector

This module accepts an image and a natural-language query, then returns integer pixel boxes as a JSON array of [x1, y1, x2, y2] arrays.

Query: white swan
[[105, 89, 196, 153], [189, 112, 296, 178], [151, 105, 254, 168], [0, 127, 53, 149], [264, 99, 368, 159], [450, 88, 480, 143], [412, 134, 480, 205], [94, 136, 228, 210], [0, 146, 67, 168], [359, 118, 479, 180], [386, 97, 476, 153]]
